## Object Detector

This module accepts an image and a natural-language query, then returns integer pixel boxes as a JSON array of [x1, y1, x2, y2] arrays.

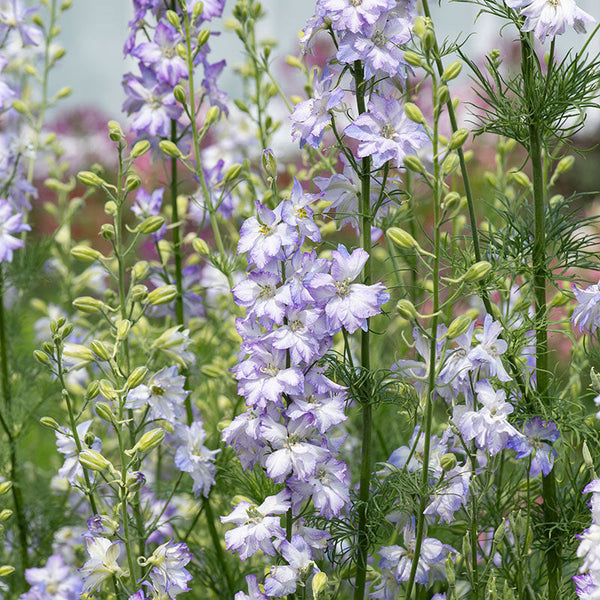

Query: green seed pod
[[86, 380, 100, 400], [224, 163, 243, 182]]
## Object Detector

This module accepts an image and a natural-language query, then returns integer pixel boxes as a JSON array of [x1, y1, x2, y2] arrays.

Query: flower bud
[[0, 566, 15, 577], [91, 340, 112, 361], [134, 428, 165, 453], [224, 163, 243, 182], [404, 102, 426, 125], [403, 50, 422, 67], [463, 261, 492, 283], [73, 296, 109, 314], [445, 556, 455, 588], [387, 227, 419, 250], [262, 148, 277, 179], [413, 17, 425, 39], [510, 170, 531, 188], [86, 380, 100, 400], [396, 299, 418, 320], [63, 343, 95, 362], [192, 1, 205, 21], [0, 482, 12, 496], [556, 155, 574, 174], [205, 106, 220, 125], [107, 120, 124, 142], [442, 61, 462, 82], [104, 201, 118, 216], [95, 402, 114, 422], [126, 366, 148, 390], [437, 85, 450, 106], [138, 216, 165, 234], [131, 284, 148, 302], [117, 320, 131, 340], [33, 350, 53, 367], [98, 379, 118, 401], [77, 171, 104, 187], [132, 261, 149, 281], [71, 245, 103, 262], [493, 520, 505, 545], [443, 191, 461, 214], [192, 238, 210, 255], [159, 140, 182, 158], [173, 85, 186, 105], [0, 509, 12, 522], [312, 572, 328, 598], [449, 128, 469, 149], [197, 29, 210, 47], [125, 174, 141, 192], [56, 86, 71, 99], [166, 9, 181, 30], [125, 471, 146, 493], [40, 416, 60, 430], [79, 450, 111, 472], [147, 285, 178, 306], [403, 154, 425, 173], [440, 453, 457, 472], [131, 140, 150, 158], [446, 315, 472, 339], [201, 364, 223, 378]]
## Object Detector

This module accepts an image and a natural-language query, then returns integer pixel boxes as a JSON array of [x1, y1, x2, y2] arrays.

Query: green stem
[[170, 119, 185, 327], [404, 67, 442, 600], [520, 33, 560, 600], [203, 497, 235, 598], [353, 60, 373, 600]]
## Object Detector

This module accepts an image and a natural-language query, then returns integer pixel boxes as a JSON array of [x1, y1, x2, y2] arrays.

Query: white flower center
[[380, 123, 395, 139], [335, 279, 351, 297]]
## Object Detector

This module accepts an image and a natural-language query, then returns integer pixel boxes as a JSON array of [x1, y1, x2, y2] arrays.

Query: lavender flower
[[264, 535, 316, 597], [55, 420, 102, 485], [146, 540, 193, 599], [79, 536, 123, 593], [505, 0, 594, 41], [235, 575, 269, 600], [469, 314, 512, 382], [290, 70, 344, 149], [509, 417, 559, 477], [281, 179, 321, 243], [318, 0, 396, 33], [132, 187, 163, 219], [344, 94, 429, 169], [0, 198, 30, 262], [572, 279, 600, 333], [21, 554, 82, 600]]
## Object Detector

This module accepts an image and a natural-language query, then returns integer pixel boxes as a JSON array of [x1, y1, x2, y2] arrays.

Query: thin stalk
[[403, 69, 442, 600], [203, 497, 235, 598], [353, 60, 373, 600], [0, 267, 28, 578], [170, 119, 185, 327], [519, 33, 561, 599]]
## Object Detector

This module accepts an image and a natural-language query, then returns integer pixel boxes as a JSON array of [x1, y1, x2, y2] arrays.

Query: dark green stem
[[203, 497, 234, 598], [353, 60, 373, 600], [520, 33, 560, 600]]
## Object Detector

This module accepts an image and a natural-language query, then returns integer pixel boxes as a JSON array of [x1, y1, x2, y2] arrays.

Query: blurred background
[[53, 0, 600, 119]]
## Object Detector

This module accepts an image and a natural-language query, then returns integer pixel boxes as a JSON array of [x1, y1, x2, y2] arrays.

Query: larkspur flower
[[344, 94, 429, 169], [55, 420, 102, 485], [509, 417, 559, 477], [79, 536, 123, 594], [505, 0, 594, 41], [174, 421, 219, 497], [264, 535, 316, 597], [146, 540, 193, 599], [235, 575, 269, 600], [21, 554, 82, 600], [572, 279, 600, 333], [232, 271, 291, 327], [469, 314, 512, 382], [132, 187, 163, 219], [309, 245, 389, 334], [281, 179, 321, 243], [221, 491, 290, 560], [318, 0, 396, 33], [0, 198, 30, 262], [290, 70, 344, 149]]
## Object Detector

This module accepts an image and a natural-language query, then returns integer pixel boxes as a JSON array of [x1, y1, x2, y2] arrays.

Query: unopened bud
[[125, 471, 146, 492], [286, 55, 303, 69], [464, 261, 492, 283], [95, 402, 114, 422], [437, 85, 450, 106], [493, 520, 506, 545], [131, 140, 150, 158], [117, 320, 131, 340], [262, 148, 277, 179], [132, 261, 149, 281], [131, 284, 148, 302], [312, 572, 328, 598], [197, 29, 210, 47], [192, 238, 210, 255], [134, 428, 165, 453], [0, 566, 15, 577], [442, 61, 462, 82], [71, 245, 103, 262], [86, 380, 100, 400], [77, 171, 104, 187], [440, 453, 457, 472], [449, 128, 469, 149], [556, 155, 574, 174], [159, 140, 182, 158], [192, 1, 204, 21], [33, 350, 52, 367], [126, 366, 148, 390], [147, 285, 178, 306], [511, 170, 531, 188], [40, 416, 60, 430], [79, 450, 111, 472], [100, 223, 115, 240], [403, 154, 425, 173], [56, 86, 72, 99], [224, 163, 243, 182], [201, 364, 224, 378], [104, 201, 118, 216], [403, 50, 422, 67], [0, 509, 12, 522], [443, 191, 461, 214], [107, 120, 124, 142], [582, 440, 594, 469], [166, 9, 181, 30], [396, 299, 418, 320], [91, 340, 111, 361], [446, 315, 472, 339], [0, 482, 12, 496], [138, 216, 165, 234], [72, 296, 109, 314], [63, 343, 95, 362], [126, 174, 141, 192], [98, 379, 117, 400], [404, 102, 426, 125], [387, 227, 419, 250], [205, 105, 220, 125]]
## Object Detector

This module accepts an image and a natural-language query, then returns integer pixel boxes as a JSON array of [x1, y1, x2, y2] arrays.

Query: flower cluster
[[222, 178, 388, 596], [575, 479, 600, 598]]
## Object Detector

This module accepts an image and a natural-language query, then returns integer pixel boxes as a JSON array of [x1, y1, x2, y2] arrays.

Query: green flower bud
[[134, 428, 165, 453], [86, 380, 100, 400], [312, 572, 328, 598], [413, 17, 425, 39], [40, 416, 60, 430], [556, 155, 574, 174], [131, 140, 150, 158], [33, 350, 53, 367], [72, 296, 109, 314], [224, 163, 243, 182], [125, 174, 141, 192], [0, 482, 12, 496], [100, 223, 115, 240], [234, 98, 249, 113], [205, 105, 220, 125], [95, 402, 114, 422], [437, 85, 450, 106], [98, 379, 117, 400], [446, 315, 472, 339], [107, 120, 124, 142], [440, 453, 457, 472], [71, 245, 103, 262], [582, 440, 594, 469], [396, 299, 418, 320], [192, 1, 204, 21], [403, 154, 425, 173], [510, 170, 531, 188], [192, 238, 210, 255], [126, 366, 148, 390], [443, 191, 461, 214], [63, 343, 95, 362], [173, 84, 186, 104], [463, 261, 492, 283], [159, 140, 182, 158], [442, 61, 462, 82], [91, 340, 112, 361], [166, 9, 181, 30], [404, 102, 426, 124], [132, 261, 149, 281], [403, 50, 422, 67], [0, 566, 15, 577], [197, 28, 210, 47], [79, 450, 111, 472], [77, 171, 104, 187], [117, 320, 131, 340], [445, 556, 455, 588], [147, 285, 178, 306], [0, 509, 12, 522], [493, 520, 505, 545], [131, 284, 148, 302], [387, 227, 420, 250], [449, 128, 469, 149], [201, 364, 224, 378], [104, 201, 118, 216], [262, 149, 277, 179], [55, 86, 72, 99], [138, 216, 165, 234]]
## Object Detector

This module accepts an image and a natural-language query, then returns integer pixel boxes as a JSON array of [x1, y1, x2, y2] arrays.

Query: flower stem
[[352, 60, 373, 600], [519, 33, 560, 600]]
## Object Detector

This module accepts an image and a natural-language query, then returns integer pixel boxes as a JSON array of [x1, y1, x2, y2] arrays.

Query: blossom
[[508, 417, 559, 477], [79, 536, 123, 593], [281, 179, 321, 243], [0, 199, 30, 262], [309, 245, 389, 334], [132, 187, 163, 219], [572, 279, 600, 333], [147, 540, 193, 599], [264, 535, 316, 597], [21, 554, 82, 600], [469, 314, 512, 382], [221, 491, 290, 560], [55, 420, 102, 485], [318, 0, 396, 33], [174, 421, 219, 497], [344, 94, 429, 169], [125, 366, 188, 422], [505, 0, 594, 41], [290, 70, 344, 149], [235, 575, 269, 600]]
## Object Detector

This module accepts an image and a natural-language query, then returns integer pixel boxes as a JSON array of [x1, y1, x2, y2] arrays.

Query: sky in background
[[52, 0, 600, 121]]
